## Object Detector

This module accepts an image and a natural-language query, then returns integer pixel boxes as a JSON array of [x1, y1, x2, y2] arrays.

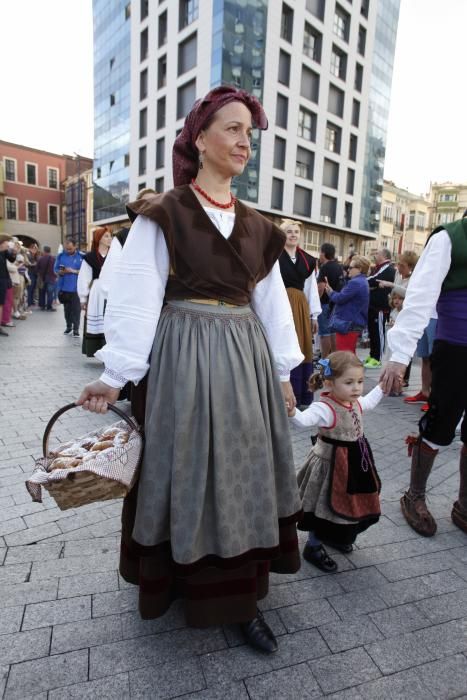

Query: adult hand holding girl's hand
[[379, 361, 406, 395], [76, 380, 120, 414], [281, 381, 297, 416]]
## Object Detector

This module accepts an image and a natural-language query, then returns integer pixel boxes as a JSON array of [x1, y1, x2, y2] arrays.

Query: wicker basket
[[26, 403, 143, 511]]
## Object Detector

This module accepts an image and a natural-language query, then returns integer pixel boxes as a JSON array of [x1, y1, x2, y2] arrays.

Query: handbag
[[26, 403, 143, 510]]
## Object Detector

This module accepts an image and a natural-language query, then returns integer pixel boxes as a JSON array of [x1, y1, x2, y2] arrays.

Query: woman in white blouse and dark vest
[[279, 219, 321, 407], [77, 86, 304, 653]]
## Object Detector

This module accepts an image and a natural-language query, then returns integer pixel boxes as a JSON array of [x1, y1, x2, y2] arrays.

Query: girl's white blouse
[[96, 209, 304, 388]]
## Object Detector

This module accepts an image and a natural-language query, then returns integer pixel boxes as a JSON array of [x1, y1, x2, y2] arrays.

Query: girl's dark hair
[[307, 351, 363, 391]]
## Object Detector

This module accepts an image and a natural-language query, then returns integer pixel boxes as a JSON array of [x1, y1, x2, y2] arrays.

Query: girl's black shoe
[[241, 609, 278, 653], [303, 544, 337, 572], [321, 538, 353, 554]]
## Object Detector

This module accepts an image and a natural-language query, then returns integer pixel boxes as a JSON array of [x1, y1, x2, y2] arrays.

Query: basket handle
[[42, 402, 141, 458]]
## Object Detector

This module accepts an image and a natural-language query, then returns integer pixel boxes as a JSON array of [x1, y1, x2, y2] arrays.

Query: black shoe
[[303, 544, 338, 573], [241, 609, 278, 653], [47, 307, 57, 312], [0, 328, 9, 336], [64, 328, 72, 335], [321, 538, 353, 554], [73, 331, 80, 337]]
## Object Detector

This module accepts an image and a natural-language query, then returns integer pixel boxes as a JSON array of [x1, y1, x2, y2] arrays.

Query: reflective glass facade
[[211, 0, 268, 203], [359, 0, 400, 232], [93, 0, 131, 220]]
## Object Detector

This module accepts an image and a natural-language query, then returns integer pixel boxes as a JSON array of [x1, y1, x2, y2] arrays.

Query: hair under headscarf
[[172, 85, 268, 186]]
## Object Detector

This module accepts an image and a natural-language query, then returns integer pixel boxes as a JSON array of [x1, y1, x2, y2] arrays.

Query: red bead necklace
[[191, 179, 237, 209]]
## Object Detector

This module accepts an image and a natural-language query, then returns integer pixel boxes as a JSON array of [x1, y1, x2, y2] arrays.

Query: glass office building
[[93, 0, 131, 221]]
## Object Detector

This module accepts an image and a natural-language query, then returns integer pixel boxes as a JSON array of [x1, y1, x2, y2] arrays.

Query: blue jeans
[[39, 282, 56, 310]]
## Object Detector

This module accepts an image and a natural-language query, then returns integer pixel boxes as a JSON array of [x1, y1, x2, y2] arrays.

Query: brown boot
[[451, 445, 467, 534], [400, 438, 438, 537]]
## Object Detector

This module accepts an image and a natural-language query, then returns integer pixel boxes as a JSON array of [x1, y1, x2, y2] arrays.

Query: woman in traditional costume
[[77, 86, 304, 653], [77, 227, 112, 357], [279, 219, 320, 407]]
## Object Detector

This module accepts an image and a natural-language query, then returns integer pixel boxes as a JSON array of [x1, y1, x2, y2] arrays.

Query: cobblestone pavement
[[1, 309, 466, 699]]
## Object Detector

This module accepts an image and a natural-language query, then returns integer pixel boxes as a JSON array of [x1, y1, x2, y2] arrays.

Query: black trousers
[[60, 291, 81, 331], [420, 340, 467, 446], [368, 307, 388, 362]]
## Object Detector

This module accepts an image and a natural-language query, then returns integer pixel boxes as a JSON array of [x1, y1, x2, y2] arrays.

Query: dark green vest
[[429, 218, 467, 291]]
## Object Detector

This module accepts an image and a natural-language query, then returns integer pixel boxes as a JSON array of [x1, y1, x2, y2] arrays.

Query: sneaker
[[421, 403, 429, 412], [364, 358, 381, 368], [404, 391, 428, 404], [64, 328, 72, 335], [73, 331, 80, 337]]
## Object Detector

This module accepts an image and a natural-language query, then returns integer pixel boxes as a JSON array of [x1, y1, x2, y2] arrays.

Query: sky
[[1, 0, 466, 194]]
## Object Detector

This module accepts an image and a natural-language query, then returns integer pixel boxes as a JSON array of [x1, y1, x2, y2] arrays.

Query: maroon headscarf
[[172, 85, 268, 186]]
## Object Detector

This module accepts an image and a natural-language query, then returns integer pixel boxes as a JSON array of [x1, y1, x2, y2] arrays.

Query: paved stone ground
[[1, 308, 466, 699]]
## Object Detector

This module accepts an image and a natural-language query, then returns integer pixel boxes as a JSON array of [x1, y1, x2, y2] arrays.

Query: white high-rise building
[[94, 0, 400, 256]]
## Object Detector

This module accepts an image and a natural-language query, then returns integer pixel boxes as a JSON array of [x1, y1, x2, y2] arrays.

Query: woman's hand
[[281, 381, 297, 413], [76, 380, 120, 414], [379, 361, 406, 394], [378, 280, 394, 288], [324, 276, 333, 295], [80, 302, 87, 311]]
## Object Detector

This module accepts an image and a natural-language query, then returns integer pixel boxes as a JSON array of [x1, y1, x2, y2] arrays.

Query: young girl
[[288, 351, 384, 572]]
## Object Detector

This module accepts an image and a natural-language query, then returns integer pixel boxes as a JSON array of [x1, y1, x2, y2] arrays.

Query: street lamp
[[73, 153, 82, 250]]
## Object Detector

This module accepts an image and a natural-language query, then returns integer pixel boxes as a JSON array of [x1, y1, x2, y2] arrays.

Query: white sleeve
[[387, 231, 451, 365], [304, 272, 322, 318], [358, 385, 384, 411], [290, 401, 335, 428], [100, 237, 122, 300], [95, 215, 169, 388], [77, 261, 93, 302], [251, 261, 304, 382]]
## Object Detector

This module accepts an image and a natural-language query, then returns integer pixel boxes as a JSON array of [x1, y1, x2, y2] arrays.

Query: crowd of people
[[11, 86, 465, 656]]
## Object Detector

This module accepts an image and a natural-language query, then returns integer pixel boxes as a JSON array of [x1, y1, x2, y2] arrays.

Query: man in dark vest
[[380, 210, 467, 536]]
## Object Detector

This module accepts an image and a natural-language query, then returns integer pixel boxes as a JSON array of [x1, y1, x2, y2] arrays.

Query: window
[[276, 94, 288, 129], [155, 176, 164, 193], [320, 195, 337, 224], [303, 22, 322, 62], [48, 204, 59, 225], [141, 0, 148, 19], [139, 146, 147, 176], [179, 0, 199, 30], [349, 133, 357, 160], [281, 3, 293, 42], [4, 158, 16, 181], [157, 96, 166, 129], [158, 54, 167, 88], [361, 0, 369, 18], [325, 123, 341, 153], [271, 178, 284, 210], [327, 85, 344, 119], [26, 163, 37, 185], [110, 57, 115, 69], [294, 186, 312, 217], [48, 168, 58, 189], [278, 50, 291, 86], [156, 138, 165, 169], [358, 25, 367, 56], [346, 169, 355, 195], [323, 159, 339, 189], [355, 63, 363, 91], [140, 28, 148, 61], [383, 202, 393, 222], [306, 0, 325, 21], [140, 69, 148, 100], [344, 202, 353, 228], [139, 108, 147, 139], [124, 153, 130, 167], [417, 213, 426, 230], [178, 33, 197, 75], [6, 198, 17, 219], [96, 166, 102, 179], [439, 193, 456, 201], [301, 66, 319, 104], [158, 11, 167, 46], [110, 93, 116, 107], [333, 5, 350, 41], [297, 107, 316, 141], [125, 2, 131, 19], [27, 201, 38, 222], [352, 99, 360, 127], [295, 146, 314, 179], [273, 137, 286, 170], [330, 45, 347, 80], [177, 79, 196, 119]]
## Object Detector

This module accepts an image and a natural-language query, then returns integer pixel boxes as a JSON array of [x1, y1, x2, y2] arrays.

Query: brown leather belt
[[185, 298, 238, 308]]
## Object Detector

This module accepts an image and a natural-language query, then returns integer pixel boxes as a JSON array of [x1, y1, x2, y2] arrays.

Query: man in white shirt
[[380, 211, 467, 536]]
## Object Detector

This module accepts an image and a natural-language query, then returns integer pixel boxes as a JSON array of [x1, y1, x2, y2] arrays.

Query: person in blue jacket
[[324, 255, 370, 354], [54, 237, 83, 336]]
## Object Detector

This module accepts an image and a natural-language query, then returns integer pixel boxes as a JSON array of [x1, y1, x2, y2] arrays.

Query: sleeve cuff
[[388, 351, 412, 366], [99, 368, 128, 389], [279, 373, 290, 382]]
